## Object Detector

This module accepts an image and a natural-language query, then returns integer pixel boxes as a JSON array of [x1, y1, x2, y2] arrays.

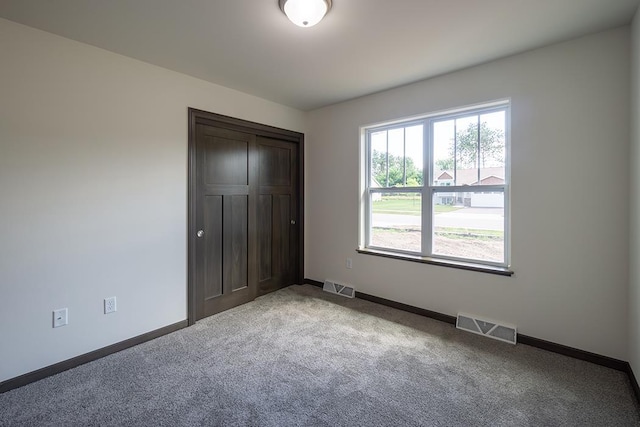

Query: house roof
[[436, 167, 505, 186]]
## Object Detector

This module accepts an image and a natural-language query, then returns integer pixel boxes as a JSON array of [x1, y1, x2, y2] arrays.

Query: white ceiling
[[1, 0, 638, 110]]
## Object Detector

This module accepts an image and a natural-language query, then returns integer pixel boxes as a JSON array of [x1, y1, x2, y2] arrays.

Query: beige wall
[[306, 27, 631, 359], [630, 9, 640, 376], [0, 18, 305, 382]]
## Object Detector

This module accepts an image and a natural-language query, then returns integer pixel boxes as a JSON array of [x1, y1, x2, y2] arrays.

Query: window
[[362, 102, 510, 270]]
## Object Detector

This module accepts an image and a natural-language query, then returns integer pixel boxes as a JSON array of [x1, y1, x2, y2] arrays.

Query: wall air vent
[[456, 313, 517, 345], [323, 280, 355, 298]]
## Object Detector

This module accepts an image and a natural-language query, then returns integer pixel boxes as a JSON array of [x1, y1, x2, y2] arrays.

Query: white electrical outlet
[[104, 297, 117, 314], [53, 308, 68, 328], [346, 258, 353, 269]]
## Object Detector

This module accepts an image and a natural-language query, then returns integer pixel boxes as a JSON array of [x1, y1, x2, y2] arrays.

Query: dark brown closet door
[[257, 137, 298, 294], [189, 108, 303, 323], [194, 124, 258, 320]]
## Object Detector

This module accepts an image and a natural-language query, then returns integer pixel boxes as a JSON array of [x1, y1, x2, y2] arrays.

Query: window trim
[[360, 100, 511, 270], [356, 247, 514, 276]]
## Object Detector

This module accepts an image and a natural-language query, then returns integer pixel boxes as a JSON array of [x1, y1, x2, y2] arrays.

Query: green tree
[[371, 151, 423, 187], [455, 121, 504, 169], [435, 158, 454, 172]]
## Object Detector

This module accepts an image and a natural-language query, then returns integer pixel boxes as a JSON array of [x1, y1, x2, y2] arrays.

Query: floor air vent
[[323, 280, 355, 298], [456, 313, 517, 345]]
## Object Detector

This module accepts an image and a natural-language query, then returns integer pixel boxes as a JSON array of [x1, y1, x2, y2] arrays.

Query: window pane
[[454, 115, 478, 177], [371, 192, 421, 252], [370, 130, 387, 187], [433, 119, 455, 186], [405, 125, 423, 187], [478, 111, 506, 186], [433, 111, 506, 187], [370, 125, 423, 188], [432, 191, 504, 263], [433, 115, 480, 186]]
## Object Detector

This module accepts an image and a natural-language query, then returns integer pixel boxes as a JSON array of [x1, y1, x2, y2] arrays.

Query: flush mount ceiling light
[[279, 0, 332, 28]]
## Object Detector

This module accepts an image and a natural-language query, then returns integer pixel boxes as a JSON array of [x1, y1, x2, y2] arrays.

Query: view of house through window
[[364, 102, 509, 267]]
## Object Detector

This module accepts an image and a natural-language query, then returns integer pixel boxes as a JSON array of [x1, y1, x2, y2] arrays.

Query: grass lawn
[[372, 197, 462, 215]]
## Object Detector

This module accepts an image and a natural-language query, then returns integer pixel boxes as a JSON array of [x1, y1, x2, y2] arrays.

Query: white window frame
[[361, 101, 511, 270]]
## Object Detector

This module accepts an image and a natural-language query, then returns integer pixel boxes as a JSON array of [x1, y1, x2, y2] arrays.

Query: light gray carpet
[[1, 284, 638, 426]]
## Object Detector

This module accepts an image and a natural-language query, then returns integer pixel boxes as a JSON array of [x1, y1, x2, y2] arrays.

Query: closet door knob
[[197, 230, 204, 238]]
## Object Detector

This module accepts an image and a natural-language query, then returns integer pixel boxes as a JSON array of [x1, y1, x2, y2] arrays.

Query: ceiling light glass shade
[[279, 0, 332, 28]]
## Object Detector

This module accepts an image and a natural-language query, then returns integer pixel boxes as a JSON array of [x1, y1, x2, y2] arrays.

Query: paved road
[[373, 208, 504, 231]]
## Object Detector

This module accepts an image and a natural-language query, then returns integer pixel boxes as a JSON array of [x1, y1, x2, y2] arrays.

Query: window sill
[[356, 248, 514, 276]]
